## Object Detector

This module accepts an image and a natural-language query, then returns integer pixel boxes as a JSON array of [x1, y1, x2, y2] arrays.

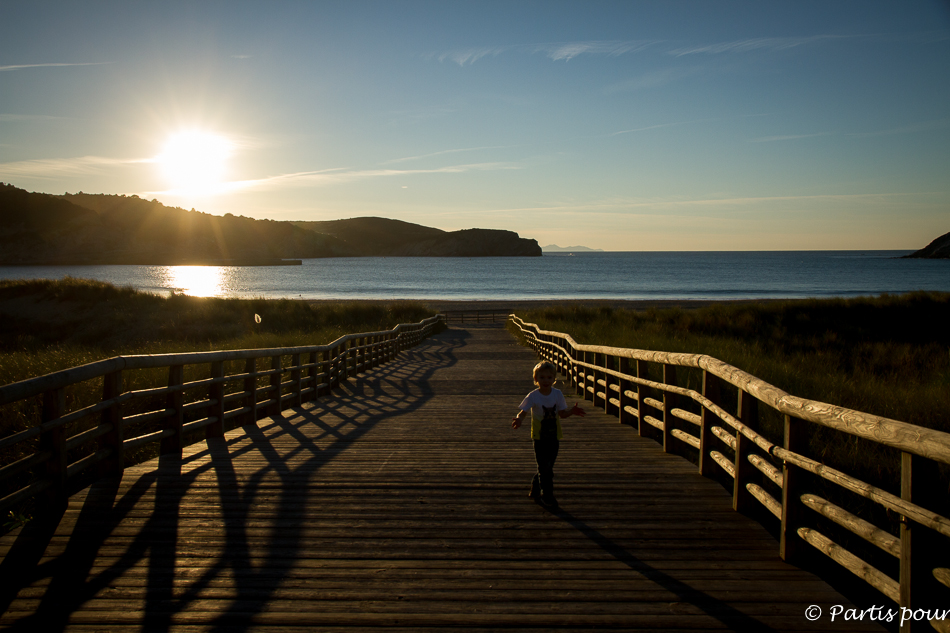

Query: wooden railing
[[0, 315, 444, 519], [442, 310, 509, 324], [510, 315, 950, 633]]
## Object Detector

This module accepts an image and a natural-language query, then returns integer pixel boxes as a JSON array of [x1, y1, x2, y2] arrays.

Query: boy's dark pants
[[532, 438, 560, 496]]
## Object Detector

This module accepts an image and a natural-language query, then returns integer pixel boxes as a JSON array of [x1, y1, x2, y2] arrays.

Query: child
[[511, 360, 585, 508]]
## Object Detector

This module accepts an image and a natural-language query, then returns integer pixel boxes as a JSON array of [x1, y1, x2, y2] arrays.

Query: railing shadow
[[545, 504, 778, 631], [0, 326, 470, 631]]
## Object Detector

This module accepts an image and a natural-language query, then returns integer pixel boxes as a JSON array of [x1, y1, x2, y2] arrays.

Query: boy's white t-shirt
[[519, 388, 568, 440]]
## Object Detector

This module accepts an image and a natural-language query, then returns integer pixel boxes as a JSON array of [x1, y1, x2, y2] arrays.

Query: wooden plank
[[0, 324, 885, 632]]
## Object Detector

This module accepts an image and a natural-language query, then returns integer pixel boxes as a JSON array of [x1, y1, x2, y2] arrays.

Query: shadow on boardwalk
[[0, 325, 884, 632], [0, 328, 469, 632]]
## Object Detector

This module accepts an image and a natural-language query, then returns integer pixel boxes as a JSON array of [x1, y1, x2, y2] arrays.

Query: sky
[[1, 1, 948, 251]]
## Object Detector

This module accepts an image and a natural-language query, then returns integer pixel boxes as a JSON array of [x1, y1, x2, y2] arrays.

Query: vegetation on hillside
[[0, 183, 541, 264]]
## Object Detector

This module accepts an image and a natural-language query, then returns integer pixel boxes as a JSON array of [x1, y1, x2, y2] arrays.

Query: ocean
[[0, 251, 946, 301]]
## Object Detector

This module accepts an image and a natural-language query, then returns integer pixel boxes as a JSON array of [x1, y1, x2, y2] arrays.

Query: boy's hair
[[532, 360, 557, 384]]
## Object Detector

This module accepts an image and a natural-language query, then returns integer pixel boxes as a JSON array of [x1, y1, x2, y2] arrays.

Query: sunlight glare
[[168, 266, 225, 297], [158, 130, 233, 195]]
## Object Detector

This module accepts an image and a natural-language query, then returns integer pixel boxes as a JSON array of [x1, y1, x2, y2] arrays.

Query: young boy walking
[[511, 360, 585, 508]]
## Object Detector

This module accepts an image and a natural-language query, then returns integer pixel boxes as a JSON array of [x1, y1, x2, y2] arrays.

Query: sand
[[303, 298, 778, 312]]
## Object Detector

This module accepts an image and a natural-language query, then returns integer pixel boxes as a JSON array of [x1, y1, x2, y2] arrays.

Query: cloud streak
[[0, 62, 111, 72], [0, 155, 151, 179], [484, 191, 943, 216], [382, 145, 516, 164], [430, 40, 660, 66], [667, 35, 849, 57], [150, 161, 523, 196], [533, 40, 658, 61]]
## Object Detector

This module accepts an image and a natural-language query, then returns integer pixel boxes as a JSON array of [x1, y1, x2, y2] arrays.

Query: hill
[[293, 218, 542, 257], [904, 231, 950, 259], [0, 184, 540, 264]]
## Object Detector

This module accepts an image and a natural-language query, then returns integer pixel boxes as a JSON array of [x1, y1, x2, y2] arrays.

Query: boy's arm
[[511, 409, 528, 429], [558, 403, 586, 418]]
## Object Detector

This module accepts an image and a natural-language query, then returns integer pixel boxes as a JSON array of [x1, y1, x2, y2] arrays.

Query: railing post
[[591, 352, 602, 409], [662, 364, 677, 454], [899, 452, 943, 632], [604, 355, 620, 417], [618, 357, 633, 426], [162, 365, 184, 455], [243, 358, 258, 426], [319, 350, 331, 396], [635, 360, 647, 436], [208, 361, 225, 438], [780, 414, 807, 563], [698, 370, 719, 475], [733, 390, 758, 512], [269, 355, 282, 417], [341, 341, 352, 382], [583, 351, 594, 404], [39, 387, 67, 511], [291, 353, 303, 407], [306, 351, 318, 402], [100, 369, 124, 476]]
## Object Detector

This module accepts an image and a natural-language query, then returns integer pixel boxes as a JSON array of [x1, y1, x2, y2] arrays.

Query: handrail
[[442, 309, 509, 324], [0, 314, 445, 520], [509, 314, 949, 628]]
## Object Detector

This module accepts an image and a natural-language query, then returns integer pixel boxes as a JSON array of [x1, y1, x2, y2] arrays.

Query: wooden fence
[[442, 309, 509, 324], [0, 315, 444, 520], [510, 315, 950, 633]]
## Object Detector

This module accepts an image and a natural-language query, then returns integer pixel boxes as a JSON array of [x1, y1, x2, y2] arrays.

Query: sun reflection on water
[[167, 266, 226, 297]]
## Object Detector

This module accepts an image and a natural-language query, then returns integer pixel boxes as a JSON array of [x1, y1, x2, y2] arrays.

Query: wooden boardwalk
[[0, 324, 884, 632]]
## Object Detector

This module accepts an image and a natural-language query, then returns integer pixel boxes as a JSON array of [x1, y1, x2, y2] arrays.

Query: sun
[[158, 130, 233, 195]]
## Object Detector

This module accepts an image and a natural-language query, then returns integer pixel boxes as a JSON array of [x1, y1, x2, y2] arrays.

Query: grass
[[0, 277, 439, 529], [509, 293, 950, 435]]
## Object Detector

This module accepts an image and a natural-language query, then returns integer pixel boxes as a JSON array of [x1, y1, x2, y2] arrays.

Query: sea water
[[0, 251, 946, 301]]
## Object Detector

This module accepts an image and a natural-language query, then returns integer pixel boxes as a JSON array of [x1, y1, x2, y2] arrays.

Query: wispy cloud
[[604, 67, 701, 94], [151, 162, 522, 196], [848, 118, 950, 137], [0, 155, 151, 179], [667, 35, 848, 57], [0, 113, 65, 122], [533, 40, 658, 61], [382, 145, 515, 165], [483, 192, 942, 216], [430, 40, 659, 66], [0, 62, 111, 72], [608, 118, 711, 137], [749, 132, 833, 143], [431, 47, 511, 66]]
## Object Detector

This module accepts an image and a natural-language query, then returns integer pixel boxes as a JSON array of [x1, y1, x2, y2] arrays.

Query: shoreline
[[304, 298, 784, 312]]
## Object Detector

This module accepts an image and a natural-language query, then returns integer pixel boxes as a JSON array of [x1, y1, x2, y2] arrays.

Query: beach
[[304, 298, 778, 312]]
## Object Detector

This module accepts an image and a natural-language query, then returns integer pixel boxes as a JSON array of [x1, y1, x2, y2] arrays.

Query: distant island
[[903, 231, 950, 259], [542, 244, 604, 253], [0, 183, 541, 264]]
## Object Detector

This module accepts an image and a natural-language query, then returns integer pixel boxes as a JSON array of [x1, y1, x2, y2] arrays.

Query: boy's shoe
[[540, 494, 558, 508], [528, 485, 541, 500]]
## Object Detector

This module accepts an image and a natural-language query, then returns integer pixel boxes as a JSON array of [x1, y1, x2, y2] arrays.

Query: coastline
[[304, 298, 782, 312]]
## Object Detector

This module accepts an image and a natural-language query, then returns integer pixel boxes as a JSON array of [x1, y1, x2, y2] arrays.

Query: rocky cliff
[[904, 231, 950, 259]]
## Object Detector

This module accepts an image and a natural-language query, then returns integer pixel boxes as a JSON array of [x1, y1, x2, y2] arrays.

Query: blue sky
[[1, 1, 948, 250]]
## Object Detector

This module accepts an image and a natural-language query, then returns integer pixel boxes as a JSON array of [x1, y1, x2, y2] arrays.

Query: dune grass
[[510, 292, 950, 434], [0, 277, 435, 386]]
